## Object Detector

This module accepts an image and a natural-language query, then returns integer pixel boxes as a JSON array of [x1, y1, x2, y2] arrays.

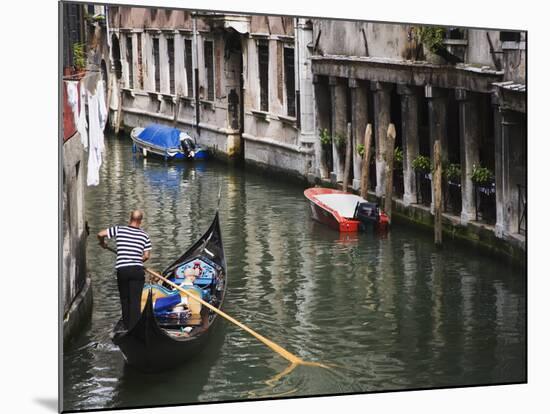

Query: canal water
[[63, 134, 526, 411]]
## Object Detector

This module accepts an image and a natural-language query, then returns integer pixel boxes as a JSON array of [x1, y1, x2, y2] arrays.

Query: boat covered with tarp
[[304, 187, 389, 232], [130, 123, 208, 160], [112, 212, 226, 372]]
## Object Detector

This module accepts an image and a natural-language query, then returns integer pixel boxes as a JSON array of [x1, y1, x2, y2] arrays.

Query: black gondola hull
[[112, 294, 218, 372], [111, 213, 227, 373]]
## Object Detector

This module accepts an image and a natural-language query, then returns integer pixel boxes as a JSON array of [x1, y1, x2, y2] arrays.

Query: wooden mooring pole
[[115, 80, 124, 135], [360, 124, 373, 199], [342, 122, 352, 193], [384, 123, 397, 224], [173, 94, 181, 127], [433, 139, 443, 246]]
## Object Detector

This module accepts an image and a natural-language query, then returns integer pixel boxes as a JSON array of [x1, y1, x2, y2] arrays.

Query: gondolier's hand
[[97, 230, 108, 249]]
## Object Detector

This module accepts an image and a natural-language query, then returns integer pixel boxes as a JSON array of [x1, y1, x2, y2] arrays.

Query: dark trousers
[[116, 266, 145, 330]]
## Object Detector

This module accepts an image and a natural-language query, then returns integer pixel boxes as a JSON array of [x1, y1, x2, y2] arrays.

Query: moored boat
[[112, 212, 226, 372], [304, 187, 389, 232], [130, 123, 208, 160]]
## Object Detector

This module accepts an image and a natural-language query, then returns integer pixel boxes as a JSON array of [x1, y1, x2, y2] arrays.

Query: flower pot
[[422, 45, 446, 65]]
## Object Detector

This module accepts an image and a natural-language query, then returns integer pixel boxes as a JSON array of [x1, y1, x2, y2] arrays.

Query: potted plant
[[412, 154, 431, 174], [319, 128, 332, 172], [393, 146, 404, 195], [412, 154, 432, 205], [319, 128, 331, 148], [333, 133, 346, 153], [471, 164, 494, 188], [471, 164, 496, 223], [393, 146, 403, 168], [73, 42, 87, 77], [413, 26, 447, 64], [443, 162, 462, 214], [356, 143, 365, 157], [444, 162, 461, 184]]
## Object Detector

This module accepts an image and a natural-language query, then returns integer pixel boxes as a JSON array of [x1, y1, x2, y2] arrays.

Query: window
[[184, 39, 193, 97], [126, 36, 133, 89], [167, 37, 175, 94], [137, 34, 143, 89], [447, 28, 465, 40], [204, 40, 214, 101], [284, 47, 295, 117], [258, 40, 269, 112], [153, 37, 160, 92], [500, 31, 521, 42], [63, 3, 84, 68]]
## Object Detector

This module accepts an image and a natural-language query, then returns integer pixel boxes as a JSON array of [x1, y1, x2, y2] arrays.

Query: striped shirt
[[107, 225, 152, 269]]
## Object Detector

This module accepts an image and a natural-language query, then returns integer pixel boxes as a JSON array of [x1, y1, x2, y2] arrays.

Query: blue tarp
[[153, 293, 181, 312], [138, 124, 181, 150]]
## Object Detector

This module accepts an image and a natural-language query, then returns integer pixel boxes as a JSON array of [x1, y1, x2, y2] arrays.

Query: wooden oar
[[103, 244, 328, 370]]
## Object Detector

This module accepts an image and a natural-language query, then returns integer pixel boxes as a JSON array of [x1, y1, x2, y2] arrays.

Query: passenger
[[179, 267, 199, 287], [174, 268, 201, 311]]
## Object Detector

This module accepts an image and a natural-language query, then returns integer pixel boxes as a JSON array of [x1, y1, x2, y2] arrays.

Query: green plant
[[394, 146, 403, 165], [414, 26, 446, 53], [319, 128, 331, 146], [471, 164, 494, 186], [333, 133, 346, 149], [412, 154, 431, 173], [73, 42, 87, 70], [357, 144, 365, 157], [443, 162, 462, 182]]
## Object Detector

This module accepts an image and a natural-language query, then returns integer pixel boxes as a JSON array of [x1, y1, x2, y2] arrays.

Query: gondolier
[[112, 212, 227, 372], [97, 210, 152, 330]]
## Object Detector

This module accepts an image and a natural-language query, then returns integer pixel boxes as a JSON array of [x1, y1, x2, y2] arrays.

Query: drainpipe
[[294, 18, 301, 131], [192, 13, 200, 138]]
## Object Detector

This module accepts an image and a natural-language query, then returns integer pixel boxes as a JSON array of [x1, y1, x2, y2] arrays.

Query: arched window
[[111, 34, 122, 79]]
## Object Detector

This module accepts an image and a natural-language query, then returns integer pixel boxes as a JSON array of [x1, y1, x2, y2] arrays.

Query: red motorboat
[[304, 187, 389, 232]]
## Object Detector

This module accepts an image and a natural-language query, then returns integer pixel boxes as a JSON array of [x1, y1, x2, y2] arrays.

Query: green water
[[62, 134, 525, 411]]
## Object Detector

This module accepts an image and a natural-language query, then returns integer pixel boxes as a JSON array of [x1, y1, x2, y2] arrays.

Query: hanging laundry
[[86, 89, 104, 186], [77, 80, 88, 150], [97, 80, 108, 133], [66, 81, 79, 125]]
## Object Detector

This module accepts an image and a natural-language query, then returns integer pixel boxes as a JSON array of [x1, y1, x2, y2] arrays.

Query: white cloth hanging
[[66, 81, 79, 125], [77, 80, 88, 150], [96, 80, 108, 132], [86, 89, 105, 186]]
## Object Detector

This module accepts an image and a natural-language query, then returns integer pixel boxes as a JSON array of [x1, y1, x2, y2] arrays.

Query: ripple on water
[[62, 134, 526, 410]]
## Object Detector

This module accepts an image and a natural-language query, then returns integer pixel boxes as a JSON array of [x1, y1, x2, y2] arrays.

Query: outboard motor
[[181, 137, 196, 157], [354, 201, 380, 230]]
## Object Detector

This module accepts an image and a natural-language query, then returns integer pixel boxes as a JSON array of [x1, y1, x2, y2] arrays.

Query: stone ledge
[[242, 133, 314, 155], [392, 198, 525, 264], [63, 276, 93, 346], [309, 178, 525, 265]]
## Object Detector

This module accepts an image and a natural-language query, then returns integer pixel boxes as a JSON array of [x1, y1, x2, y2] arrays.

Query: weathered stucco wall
[[250, 15, 294, 35], [62, 132, 92, 343], [465, 29, 500, 68], [313, 20, 411, 59]]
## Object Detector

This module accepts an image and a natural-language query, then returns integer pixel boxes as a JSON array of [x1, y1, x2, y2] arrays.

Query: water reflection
[[62, 134, 526, 411]]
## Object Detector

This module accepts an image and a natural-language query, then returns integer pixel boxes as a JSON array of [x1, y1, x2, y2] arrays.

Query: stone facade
[[107, 8, 316, 177], [310, 21, 526, 253], [62, 95, 92, 343], [103, 7, 526, 257]]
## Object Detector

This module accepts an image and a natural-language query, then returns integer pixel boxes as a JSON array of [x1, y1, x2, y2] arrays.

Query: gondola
[[112, 212, 226, 373]]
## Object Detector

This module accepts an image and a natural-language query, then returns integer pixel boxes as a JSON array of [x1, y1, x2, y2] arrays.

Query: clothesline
[[65, 78, 108, 187], [63, 69, 102, 81]]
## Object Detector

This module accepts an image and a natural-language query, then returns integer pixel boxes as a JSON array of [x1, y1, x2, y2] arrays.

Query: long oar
[[104, 245, 328, 370]]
